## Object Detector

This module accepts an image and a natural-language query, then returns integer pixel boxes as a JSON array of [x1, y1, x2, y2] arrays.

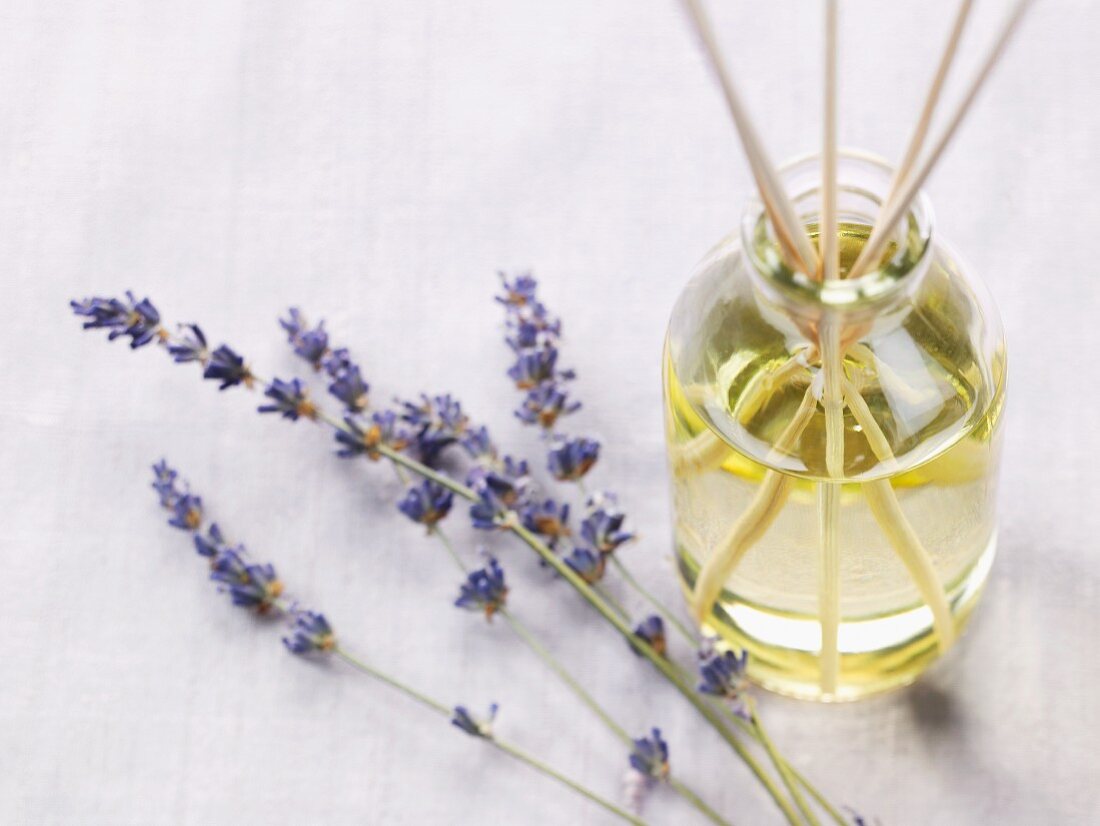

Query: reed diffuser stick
[[842, 379, 956, 648], [878, 0, 974, 215], [817, 0, 844, 695], [690, 383, 819, 623], [849, 0, 972, 284], [848, 0, 1034, 279], [673, 351, 812, 478], [678, 0, 819, 275]]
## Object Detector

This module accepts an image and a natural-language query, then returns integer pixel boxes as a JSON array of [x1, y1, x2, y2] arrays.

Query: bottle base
[[677, 534, 996, 702]]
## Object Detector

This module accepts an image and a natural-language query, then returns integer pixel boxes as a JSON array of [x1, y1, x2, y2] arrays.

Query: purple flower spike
[[334, 411, 410, 460], [460, 425, 498, 463], [580, 496, 633, 556], [515, 382, 580, 429], [495, 272, 539, 308], [507, 347, 559, 390], [283, 609, 336, 655], [400, 393, 470, 466], [194, 523, 227, 558], [70, 292, 163, 349], [455, 555, 508, 619], [258, 377, 317, 421], [452, 702, 498, 738], [468, 463, 531, 529], [631, 615, 667, 658], [629, 728, 670, 780], [397, 480, 454, 529], [697, 645, 751, 717], [210, 548, 283, 612], [563, 547, 605, 584], [547, 437, 600, 481], [167, 324, 209, 364], [203, 345, 252, 390], [168, 493, 204, 531], [519, 499, 571, 549], [328, 363, 370, 412], [280, 308, 330, 369]]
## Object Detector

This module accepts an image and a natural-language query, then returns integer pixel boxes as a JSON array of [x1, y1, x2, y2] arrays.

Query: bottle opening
[[741, 149, 934, 312]]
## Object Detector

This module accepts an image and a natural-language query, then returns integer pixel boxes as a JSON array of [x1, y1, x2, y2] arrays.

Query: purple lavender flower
[[506, 319, 546, 351], [152, 459, 180, 507], [194, 523, 227, 558], [258, 377, 317, 421], [495, 272, 539, 308], [515, 382, 580, 429], [451, 702, 498, 738], [281, 308, 371, 411], [581, 495, 633, 555], [400, 393, 470, 465], [564, 548, 605, 584], [628, 728, 670, 780], [203, 344, 252, 390], [321, 346, 353, 376], [547, 437, 600, 481], [455, 556, 508, 619], [167, 324, 210, 364], [698, 646, 750, 715], [167, 492, 203, 531], [397, 480, 454, 530], [70, 292, 163, 348], [623, 727, 669, 813], [500, 456, 531, 481], [210, 548, 283, 612], [507, 347, 559, 390], [318, 345, 370, 412], [283, 609, 336, 655], [151, 462, 283, 614], [327, 363, 369, 412], [334, 411, 409, 460], [280, 308, 330, 369], [460, 425, 497, 463], [519, 499, 571, 549], [468, 465, 530, 530], [631, 616, 667, 657]]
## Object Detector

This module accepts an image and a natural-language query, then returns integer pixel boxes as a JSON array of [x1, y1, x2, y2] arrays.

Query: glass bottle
[[663, 150, 1006, 701]]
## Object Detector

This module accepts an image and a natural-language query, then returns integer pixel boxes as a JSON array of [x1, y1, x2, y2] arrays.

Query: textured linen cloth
[[2, 1, 1098, 823]]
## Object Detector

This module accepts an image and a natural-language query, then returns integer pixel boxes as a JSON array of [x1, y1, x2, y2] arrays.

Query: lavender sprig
[[494, 275, 704, 650], [72, 295, 827, 825], [149, 460, 644, 825]]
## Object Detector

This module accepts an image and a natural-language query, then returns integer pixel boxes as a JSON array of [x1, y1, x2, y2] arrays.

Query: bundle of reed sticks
[[677, 0, 1033, 695]]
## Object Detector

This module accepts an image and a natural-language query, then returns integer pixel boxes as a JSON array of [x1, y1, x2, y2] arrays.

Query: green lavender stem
[[432, 528, 730, 826], [332, 648, 646, 825], [608, 554, 698, 644], [489, 738, 648, 826], [749, 699, 819, 826], [506, 519, 801, 825]]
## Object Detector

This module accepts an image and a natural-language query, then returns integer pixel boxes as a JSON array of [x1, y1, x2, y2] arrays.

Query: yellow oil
[[664, 225, 1006, 700]]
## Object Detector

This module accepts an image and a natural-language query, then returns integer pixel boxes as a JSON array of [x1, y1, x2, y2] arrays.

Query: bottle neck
[[740, 150, 934, 331]]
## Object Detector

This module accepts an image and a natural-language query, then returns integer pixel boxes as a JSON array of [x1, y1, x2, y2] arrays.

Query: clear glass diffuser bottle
[[664, 151, 1006, 701]]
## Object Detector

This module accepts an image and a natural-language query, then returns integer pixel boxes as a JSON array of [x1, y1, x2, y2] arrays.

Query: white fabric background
[[3, 1, 1099, 823]]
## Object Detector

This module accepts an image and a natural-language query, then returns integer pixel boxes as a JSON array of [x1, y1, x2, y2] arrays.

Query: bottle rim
[[739, 148, 935, 312]]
